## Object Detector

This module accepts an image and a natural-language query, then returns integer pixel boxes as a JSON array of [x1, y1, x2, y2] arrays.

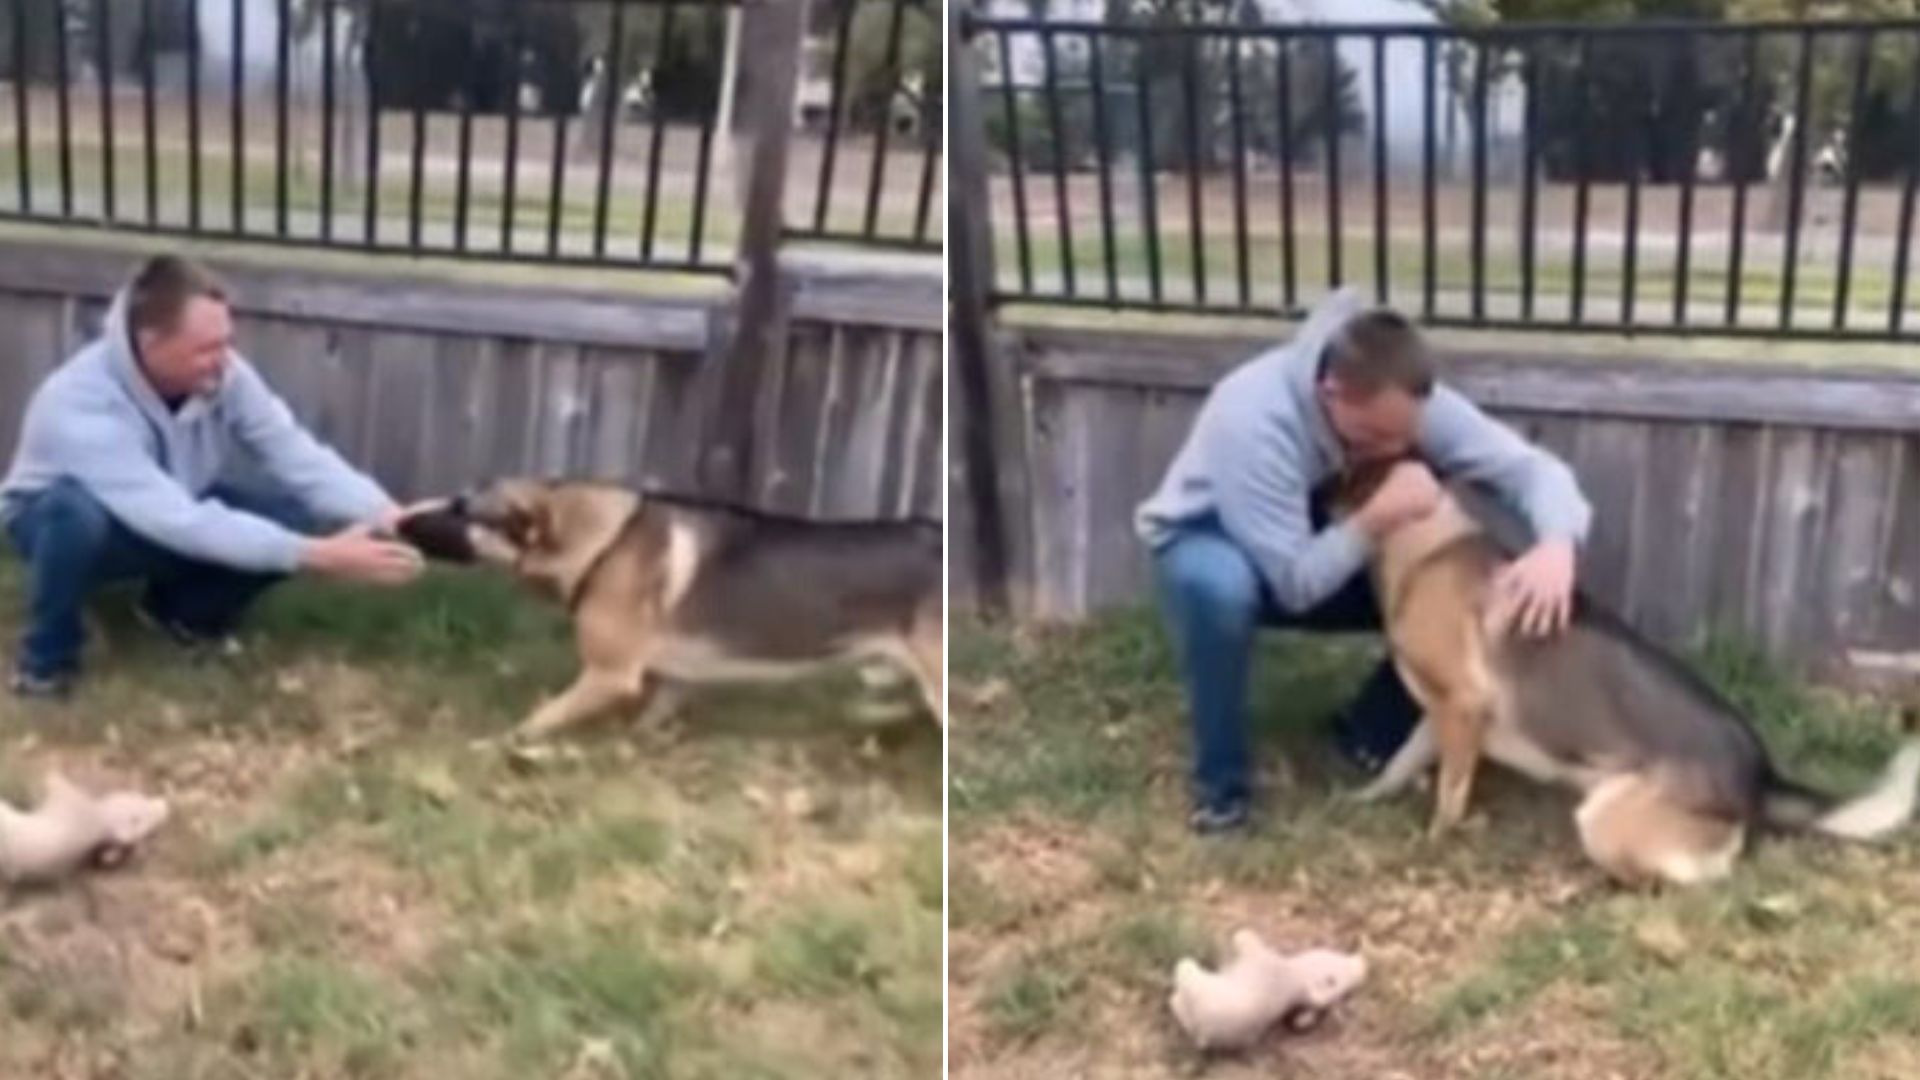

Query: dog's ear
[[1330, 458, 1397, 515], [1331, 451, 1436, 516]]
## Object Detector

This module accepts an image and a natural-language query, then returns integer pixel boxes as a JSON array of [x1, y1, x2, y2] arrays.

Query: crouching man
[[1136, 289, 1595, 833], [0, 254, 424, 697]]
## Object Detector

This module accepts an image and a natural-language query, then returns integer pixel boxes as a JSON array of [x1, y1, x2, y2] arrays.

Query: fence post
[[950, 0, 1029, 613], [700, 0, 808, 502]]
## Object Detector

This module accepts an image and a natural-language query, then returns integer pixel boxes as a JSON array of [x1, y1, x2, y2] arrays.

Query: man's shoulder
[[1418, 382, 1498, 434], [28, 345, 116, 408], [211, 354, 279, 412], [1200, 353, 1306, 431]]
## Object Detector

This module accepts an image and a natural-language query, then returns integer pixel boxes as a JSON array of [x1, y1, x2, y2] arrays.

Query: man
[[1136, 289, 1594, 833], [0, 254, 425, 698]]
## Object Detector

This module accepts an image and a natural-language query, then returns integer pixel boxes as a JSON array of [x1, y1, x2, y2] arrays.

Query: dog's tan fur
[[1339, 466, 1920, 888], [448, 480, 942, 741]]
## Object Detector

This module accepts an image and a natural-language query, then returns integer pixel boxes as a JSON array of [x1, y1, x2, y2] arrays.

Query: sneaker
[[136, 601, 243, 657], [1328, 708, 1391, 776], [10, 666, 72, 700], [1188, 798, 1251, 836]]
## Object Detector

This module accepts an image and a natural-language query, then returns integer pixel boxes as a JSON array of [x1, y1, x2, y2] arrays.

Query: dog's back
[[1493, 595, 1773, 821], [655, 500, 939, 653]]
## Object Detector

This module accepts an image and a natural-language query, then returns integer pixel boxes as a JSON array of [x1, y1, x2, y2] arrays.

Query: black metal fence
[[0, 0, 939, 272], [789, 0, 942, 251], [962, 12, 1920, 342]]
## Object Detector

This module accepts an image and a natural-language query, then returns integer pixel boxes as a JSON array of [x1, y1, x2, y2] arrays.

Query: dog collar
[[560, 505, 644, 614]]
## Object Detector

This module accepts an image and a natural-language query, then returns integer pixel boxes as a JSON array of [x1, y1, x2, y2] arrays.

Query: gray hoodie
[[0, 289, 393, 572], [1135, 289, 1593, 614]]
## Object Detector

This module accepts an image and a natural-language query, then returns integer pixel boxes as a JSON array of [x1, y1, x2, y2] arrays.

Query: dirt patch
[[1, 870, 248, 1048]]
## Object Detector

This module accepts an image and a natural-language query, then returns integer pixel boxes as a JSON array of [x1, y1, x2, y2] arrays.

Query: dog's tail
[[1762, 710, 1920, 840]]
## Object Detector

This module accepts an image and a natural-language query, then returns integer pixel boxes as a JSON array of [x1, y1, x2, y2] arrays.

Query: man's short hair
[[127, 255, 228, 336], [1319, 308, 1434, 398]]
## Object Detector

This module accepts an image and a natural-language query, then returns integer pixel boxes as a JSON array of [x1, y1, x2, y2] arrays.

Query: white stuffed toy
[[1169, 929, 1368, 1052], [0, 773, 170, 887]]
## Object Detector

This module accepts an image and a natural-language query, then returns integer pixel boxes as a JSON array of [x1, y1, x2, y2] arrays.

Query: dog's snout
[[449, 493, 469, 516]]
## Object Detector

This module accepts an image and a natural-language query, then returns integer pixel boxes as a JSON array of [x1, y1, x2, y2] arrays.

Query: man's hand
[[1354, 460, 1442, 539], [1489, 538, 1577, 638], [300, 524, 424, 586], [375, 503, 405, 535]]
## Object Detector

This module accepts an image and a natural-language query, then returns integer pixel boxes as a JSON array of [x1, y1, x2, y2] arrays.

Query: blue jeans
[[1153, 519, 1420, 812], [5, 478, 318, 677]]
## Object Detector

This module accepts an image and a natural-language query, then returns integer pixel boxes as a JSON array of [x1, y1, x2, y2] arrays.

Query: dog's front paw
[[1425, 808, 1470, 840], [507, 719, 560, 747]]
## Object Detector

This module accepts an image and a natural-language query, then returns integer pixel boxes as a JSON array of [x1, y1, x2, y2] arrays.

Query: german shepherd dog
[[394, 479, 943, 741], [1335, 460, 1920, 887]]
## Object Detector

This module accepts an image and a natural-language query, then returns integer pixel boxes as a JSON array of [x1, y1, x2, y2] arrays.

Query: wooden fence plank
[[1675, 424, 1726, 647], [1629, 422, 1711, 644], [1704, 423, 1770, 641], [0, 295, 66, 454], [1569, 419, 1646, 610], [820, 327, 901, 519], [1027, 377, 1076, 619], [484, 339, 539, 483], [582, 350, 647, 485], [886, 331, 940, 520], [757, 321, 829, 515], [1084, 386, 1151, 612], [1820, 433, 1899, 652], [430, 335, 490, 495], [1756, 429, 1829, 656], [1875, 437, 1920, 653], [363, 329, 438, 500]]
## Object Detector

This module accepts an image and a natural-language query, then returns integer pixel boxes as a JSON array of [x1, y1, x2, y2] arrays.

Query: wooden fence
[[947, 0, 1920, 685], [0, 239, 941, 523], [951, 322, 1920, 684]]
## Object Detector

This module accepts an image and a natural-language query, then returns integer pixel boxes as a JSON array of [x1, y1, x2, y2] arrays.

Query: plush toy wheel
[[1280, 1004, 1328, 1033]]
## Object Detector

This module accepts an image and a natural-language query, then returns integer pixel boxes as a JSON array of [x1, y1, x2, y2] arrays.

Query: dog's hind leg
[[901, 606, 944, 725], [515, 666, 641, 741], [629, 676, 688, 731], [1574, 773, 1745, 887]]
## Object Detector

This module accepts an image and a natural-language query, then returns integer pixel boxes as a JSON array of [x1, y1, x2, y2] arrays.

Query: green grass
[[0, 141, 739, 250], [0, 139, 933, 253], [950, 609, 1920, 1080], [0, 557, 941, 1079], [983, 951, 1084, 1046]]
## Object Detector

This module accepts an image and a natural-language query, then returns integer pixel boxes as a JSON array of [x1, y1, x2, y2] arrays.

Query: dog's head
[[1273, 948, 1369, 1033], [395, 478, 638, 598], [394, 478, 562, 566], [88, 791, 171, 870], [1326, 454, 1416, 521]]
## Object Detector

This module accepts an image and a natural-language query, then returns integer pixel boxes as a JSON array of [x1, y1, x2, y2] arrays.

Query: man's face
[[1318, 376, 1421, 463], [136, 296, 232, 400]]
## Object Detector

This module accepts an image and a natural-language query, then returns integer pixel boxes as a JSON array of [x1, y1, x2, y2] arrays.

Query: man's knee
[[1159, 539, 1262, 632], [28, 478, 115, 556]]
